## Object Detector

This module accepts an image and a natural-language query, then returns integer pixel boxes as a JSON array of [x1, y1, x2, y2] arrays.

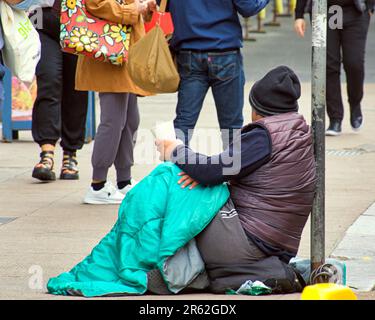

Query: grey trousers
[[196, 199, 267, 269], [92, 93, 140, 182], [196, 199, 302, 293]]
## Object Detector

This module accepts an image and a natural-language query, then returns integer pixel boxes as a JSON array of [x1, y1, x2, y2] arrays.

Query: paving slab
[[331, 203, 375, 291]]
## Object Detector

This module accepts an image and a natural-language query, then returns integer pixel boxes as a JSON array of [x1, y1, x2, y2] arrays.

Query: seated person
[[48, 66, 318, 297], [156, 65, 317, 293]]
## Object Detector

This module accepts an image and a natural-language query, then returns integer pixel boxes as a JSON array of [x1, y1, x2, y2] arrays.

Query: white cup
[[151, 121, 176, 140]]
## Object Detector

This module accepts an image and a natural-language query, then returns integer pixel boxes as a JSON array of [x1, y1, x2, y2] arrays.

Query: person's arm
[[295, 0, 308, 20], [368, 0, 375, 14], [85, 0, 141, 25], [233, 0, 270, 18], [170, 128, 272, 186], [294, 0, 308, 37]]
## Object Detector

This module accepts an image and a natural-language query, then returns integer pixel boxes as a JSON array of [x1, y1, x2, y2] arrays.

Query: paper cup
[[151, 121, 176, 140]]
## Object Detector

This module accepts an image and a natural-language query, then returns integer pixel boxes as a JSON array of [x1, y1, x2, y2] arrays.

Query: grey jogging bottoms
[[92, 92, 140, 182]]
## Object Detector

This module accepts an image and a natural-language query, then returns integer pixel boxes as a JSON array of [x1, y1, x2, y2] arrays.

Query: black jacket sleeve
[[295, 0, 309, 19], [170, 127, 272, 186], [368, 0, 375, 12]]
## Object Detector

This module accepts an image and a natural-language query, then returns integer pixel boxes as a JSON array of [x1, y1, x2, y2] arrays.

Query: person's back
[[167, 0, 248, 51], [230, 112, 316, 256]]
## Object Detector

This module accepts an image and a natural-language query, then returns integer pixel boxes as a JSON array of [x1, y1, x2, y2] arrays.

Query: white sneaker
[[118, 179, 138, 196], [83, 182, 125, 205]]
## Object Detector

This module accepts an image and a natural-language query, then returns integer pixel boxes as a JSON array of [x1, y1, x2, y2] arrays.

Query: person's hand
[[177, 172, 200, 190], [147, 0, 157, 12], [135, 0, 149, 15], [155, 139, 184, 161], [294, 19, 306, 38], [141, 0, 156, 21]]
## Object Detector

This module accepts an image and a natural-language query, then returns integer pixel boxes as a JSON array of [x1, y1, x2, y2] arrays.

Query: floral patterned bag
[[60, 0, 132, 66]]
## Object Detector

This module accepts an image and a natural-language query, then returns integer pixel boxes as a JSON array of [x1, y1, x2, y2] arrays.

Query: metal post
[[311, 0, 327, 273]]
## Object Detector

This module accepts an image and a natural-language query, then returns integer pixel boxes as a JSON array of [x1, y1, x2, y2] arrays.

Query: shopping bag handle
[[156, 0, 168, 27], [159, 0, 167, 13]]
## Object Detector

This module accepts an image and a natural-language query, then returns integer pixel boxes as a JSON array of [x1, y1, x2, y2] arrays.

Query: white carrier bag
[[0, 2, 41, 83]]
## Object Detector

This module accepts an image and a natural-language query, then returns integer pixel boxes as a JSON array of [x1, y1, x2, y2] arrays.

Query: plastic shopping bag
[[0, 2, 41, 83], [11, 76, 37, 121], [127, 25, 179, 94]]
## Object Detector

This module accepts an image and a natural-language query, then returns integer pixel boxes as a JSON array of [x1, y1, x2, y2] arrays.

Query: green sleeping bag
[[47, 162, 229, 297]]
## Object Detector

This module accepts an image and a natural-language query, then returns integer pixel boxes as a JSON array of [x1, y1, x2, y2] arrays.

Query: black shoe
[[350, 115, 363, 132], [326, 120, 342, 136], [263, 269, 306, 294]]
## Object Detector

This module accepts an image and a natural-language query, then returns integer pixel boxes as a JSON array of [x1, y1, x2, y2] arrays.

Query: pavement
[[1, 15, 375, 300]]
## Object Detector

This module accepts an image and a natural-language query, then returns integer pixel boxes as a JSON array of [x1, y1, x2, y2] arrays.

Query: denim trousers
[[174, 50, 245, 149]]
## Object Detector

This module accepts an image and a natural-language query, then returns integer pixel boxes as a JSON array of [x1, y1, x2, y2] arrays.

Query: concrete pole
[[311, 0, 327, 273]]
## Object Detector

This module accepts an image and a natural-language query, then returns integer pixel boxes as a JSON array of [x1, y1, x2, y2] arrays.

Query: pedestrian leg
[[326, 26, 344, 122], [91, 93, 128, 182], [341, 8, 370, 123], [114, 93, 140, 186], [210, 51, 245, 149], [174, 51, 210, 145]]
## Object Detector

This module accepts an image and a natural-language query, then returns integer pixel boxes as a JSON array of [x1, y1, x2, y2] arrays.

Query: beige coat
[[75, 0, 151, 95]]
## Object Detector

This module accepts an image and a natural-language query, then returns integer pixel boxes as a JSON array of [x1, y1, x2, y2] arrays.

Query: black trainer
[[326, 120, 342, 136], [350, 115, 363, 132]]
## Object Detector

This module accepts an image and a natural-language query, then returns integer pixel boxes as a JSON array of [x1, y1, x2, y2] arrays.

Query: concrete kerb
[[331, 202, 375, 291]]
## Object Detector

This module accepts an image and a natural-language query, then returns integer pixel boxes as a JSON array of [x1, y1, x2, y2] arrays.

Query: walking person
[[294, 0, 374, 136], [157, 0, 269, 148], [32, 0, 89, 181], [81, 0, 154, 204]]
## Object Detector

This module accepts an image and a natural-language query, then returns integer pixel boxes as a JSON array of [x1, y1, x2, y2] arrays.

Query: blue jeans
[[174, 50, 245, 148]]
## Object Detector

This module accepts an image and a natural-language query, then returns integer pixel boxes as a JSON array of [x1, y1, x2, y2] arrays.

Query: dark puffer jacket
[[229, 112, 317, 254]]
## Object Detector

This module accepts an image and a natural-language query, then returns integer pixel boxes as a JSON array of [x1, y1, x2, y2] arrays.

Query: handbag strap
[[159, 0, 168, 13]]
